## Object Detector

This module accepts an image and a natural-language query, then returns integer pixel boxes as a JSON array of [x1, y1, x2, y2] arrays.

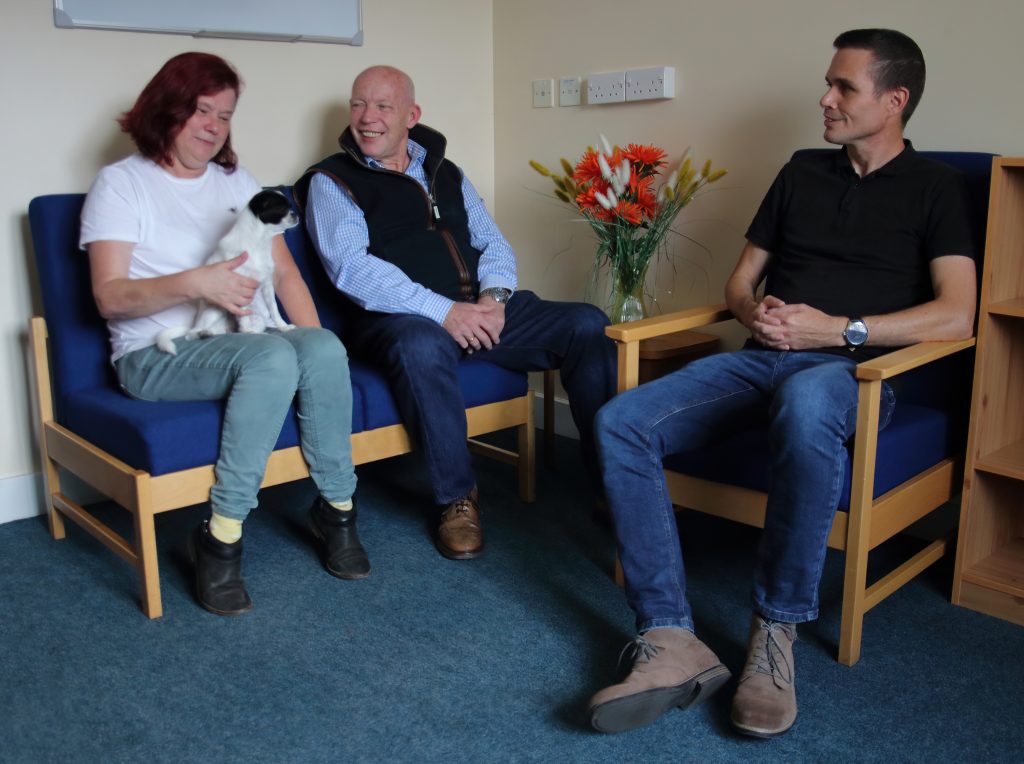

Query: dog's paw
[[280, 323, 297, 332]]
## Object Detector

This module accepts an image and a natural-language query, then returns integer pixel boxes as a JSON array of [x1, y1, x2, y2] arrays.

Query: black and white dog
[[157, 190, 299, 355]]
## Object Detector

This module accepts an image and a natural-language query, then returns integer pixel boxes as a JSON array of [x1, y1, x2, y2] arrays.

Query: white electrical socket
[[532, 78, 554, 108], [587, 71, 626, 105], [559, 77, 581, 107], [625, 67, 676, 101]]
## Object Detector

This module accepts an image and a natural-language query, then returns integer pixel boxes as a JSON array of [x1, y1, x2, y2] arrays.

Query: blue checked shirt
[[305, 138, 518, 324]]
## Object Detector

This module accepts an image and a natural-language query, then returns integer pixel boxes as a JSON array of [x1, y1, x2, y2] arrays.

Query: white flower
[[597, 153, 613, 182], [617, 159, 631, 186]]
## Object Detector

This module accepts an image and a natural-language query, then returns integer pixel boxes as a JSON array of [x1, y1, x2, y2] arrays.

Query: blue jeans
[[595, 347, 895, 631], [347, 290, 616, 504], [115, 328, 356, 521]]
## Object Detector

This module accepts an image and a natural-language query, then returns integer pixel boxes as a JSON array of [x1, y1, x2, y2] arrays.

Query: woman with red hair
[[81, 52, 366, 616]]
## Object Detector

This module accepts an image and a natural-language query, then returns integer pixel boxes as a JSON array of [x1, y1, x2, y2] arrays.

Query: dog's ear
[[248, 190, 295, 224]]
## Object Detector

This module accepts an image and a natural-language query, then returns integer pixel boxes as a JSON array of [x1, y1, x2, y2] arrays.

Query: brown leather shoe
[[731, 614, 798, 738], [436, 491, 483, 560], [588, 628, 731, 733]]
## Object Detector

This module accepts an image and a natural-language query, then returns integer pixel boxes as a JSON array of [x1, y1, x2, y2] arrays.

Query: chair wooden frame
[[30, 315, 535, 619], [606, 304, 974, 666]]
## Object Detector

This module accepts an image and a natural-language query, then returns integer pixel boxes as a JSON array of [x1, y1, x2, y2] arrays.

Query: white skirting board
[[535, 393, 578, 441], [0, 472, 45, 524]]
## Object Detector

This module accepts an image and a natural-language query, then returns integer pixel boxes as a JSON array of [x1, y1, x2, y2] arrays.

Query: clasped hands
[[443, 299, 505, 354], [748, 295, 845, 351]]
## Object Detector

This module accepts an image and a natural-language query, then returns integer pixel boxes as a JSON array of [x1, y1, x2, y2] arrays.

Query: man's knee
[[384, 317, 459, 371], [772, 364, 857, 435], [566, 301, 611, 339]]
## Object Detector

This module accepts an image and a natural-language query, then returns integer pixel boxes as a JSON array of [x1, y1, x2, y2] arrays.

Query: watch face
[[845, 320, 868, 347]]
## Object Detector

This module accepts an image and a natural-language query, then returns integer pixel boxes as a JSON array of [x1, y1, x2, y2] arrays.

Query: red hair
[[118, 52, 242, 171]]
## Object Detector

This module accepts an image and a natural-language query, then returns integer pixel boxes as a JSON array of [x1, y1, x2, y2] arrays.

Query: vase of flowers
[[531, 137, 726, 323]]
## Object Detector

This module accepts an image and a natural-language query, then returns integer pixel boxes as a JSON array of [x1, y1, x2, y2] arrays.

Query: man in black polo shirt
[[587, 29, 976, 738]]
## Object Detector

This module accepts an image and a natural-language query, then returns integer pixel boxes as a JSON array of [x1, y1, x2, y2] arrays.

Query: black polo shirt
[[745, 141, 973, 358]]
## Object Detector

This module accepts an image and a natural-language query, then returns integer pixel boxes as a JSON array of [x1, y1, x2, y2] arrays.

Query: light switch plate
[[533, 78, 554, 108], [559, 76, 581, 107]]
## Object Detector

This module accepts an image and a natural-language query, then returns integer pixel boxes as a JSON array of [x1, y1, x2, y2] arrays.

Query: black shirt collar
[[836, 139, 915, 179]]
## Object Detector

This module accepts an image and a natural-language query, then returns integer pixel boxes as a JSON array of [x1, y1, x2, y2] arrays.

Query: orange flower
[[573, 149, 604, 185], [623, 143, 667, 175], [631, 176, 658, 219], [614, 200, 645, 225], [575, 186, 603, 213]]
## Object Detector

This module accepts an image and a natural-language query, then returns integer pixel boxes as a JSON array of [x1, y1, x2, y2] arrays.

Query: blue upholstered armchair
[[605, 150, 996, 666], [27, 188, 535, 618]]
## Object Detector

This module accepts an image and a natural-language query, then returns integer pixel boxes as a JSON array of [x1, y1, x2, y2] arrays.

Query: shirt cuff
[[478, 277, 515, 293], [421, 293, 457, 325]]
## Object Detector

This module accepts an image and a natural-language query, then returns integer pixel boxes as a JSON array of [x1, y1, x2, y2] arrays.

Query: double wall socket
[[625, 66, 675, 101], [587, 71, 626, 104]]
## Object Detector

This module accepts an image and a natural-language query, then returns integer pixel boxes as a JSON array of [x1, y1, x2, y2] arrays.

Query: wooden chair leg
[[840, 379, 882, 667], [518, 391, 537, 503], [132, 479, 163, 619], [543, 369, 555, 467], [29, 318, 66, 540], [44, 465, 66, 541], [839, 546, 868, 667]]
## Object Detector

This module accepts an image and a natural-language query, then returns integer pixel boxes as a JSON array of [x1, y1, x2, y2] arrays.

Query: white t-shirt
[[80, 154, 263, 361]]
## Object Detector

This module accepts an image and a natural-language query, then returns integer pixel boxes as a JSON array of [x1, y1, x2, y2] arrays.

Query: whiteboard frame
[[53, 0, 363, 46]]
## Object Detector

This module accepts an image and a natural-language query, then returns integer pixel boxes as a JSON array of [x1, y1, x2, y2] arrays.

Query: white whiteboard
[[54, 0, 363, 45]]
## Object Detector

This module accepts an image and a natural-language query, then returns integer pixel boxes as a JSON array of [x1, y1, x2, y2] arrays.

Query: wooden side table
[[543, 329, 720, 465]]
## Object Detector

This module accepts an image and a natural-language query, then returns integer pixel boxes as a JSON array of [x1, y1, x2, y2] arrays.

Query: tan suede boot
[[588, 628, 731, 733], [731, 614, 798, 737]]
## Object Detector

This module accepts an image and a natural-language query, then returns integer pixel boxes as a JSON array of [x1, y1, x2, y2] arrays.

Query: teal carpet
[[1, 435, 1022, 763]]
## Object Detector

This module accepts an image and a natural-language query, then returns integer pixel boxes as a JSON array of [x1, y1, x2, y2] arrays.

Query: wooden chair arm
[[605, 303, 733, 343], [854, 338, 976, 381], [608, 303, 733, 392]]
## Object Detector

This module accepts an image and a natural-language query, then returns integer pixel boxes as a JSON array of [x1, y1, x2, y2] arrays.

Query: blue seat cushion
[[663, 402, 951, 510], [61, 358, 527, 477], [351, 358, 528, 431]]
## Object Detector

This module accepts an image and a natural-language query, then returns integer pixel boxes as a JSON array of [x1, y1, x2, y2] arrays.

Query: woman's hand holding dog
[[196, 252, 259, 316], [89, 241, 259, 320]]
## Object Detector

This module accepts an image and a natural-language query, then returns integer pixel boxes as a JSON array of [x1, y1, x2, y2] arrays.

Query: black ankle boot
[[188, 520, 253, 616], [308, 497, 371, 579]]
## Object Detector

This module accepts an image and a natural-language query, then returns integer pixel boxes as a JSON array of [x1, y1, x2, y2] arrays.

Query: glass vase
[[608, 272, 647, 324]]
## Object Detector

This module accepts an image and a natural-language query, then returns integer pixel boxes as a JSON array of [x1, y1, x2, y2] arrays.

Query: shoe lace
[[444, 498, 473, 518], [616, 635, 659, 674], [749, 619, 795, 689]]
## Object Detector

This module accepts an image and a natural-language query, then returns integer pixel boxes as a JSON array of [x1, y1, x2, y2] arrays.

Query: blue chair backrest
[[277, 186, 348, 336], [28, 188, 348, 421], [29, 194, 111, 419], [790, 149, 996, 273]]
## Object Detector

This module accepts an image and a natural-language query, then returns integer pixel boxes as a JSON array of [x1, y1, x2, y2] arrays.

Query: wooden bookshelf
[[952, 157, 1024, 626]]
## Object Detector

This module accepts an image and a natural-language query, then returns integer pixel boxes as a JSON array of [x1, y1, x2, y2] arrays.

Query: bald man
[[295, 66, 615, 561]]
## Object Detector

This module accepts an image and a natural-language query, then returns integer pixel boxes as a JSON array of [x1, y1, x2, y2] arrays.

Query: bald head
[[353, 65, 416, 107], [348, 65, 422, 170]]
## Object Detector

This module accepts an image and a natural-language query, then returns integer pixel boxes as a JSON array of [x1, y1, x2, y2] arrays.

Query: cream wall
[[494, 0, 1024, 315], [4, 0, 1023, 522], [0, 0, 494, 521]]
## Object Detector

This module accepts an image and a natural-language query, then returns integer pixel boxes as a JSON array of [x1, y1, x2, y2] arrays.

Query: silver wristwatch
[[479, 287, 512, 304], [843, 318, 868, 350]]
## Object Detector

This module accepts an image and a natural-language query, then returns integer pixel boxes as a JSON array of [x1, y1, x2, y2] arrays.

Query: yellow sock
[[208, 512, 242, 544], [328, 499, 353, 513]]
